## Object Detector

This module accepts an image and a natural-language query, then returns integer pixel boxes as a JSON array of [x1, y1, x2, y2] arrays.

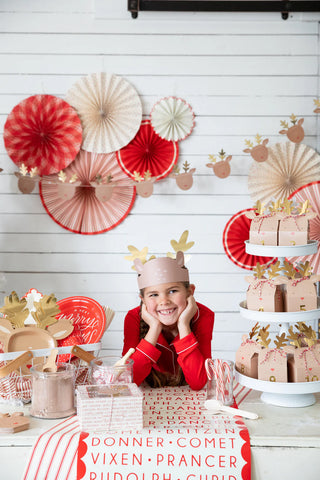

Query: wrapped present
[[285, 324, 320, 382], [245, 262, 285, 312], [278, 199, 317, 246], [235, 333, 261, 379], [257, 329, 288, 382], [282, 261, 320, 312], [246, 211, 281, 246], [76, 383, 143, 432]]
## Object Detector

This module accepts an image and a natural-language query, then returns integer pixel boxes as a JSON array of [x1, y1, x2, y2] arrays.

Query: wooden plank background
[[0, 0, 319, 359]]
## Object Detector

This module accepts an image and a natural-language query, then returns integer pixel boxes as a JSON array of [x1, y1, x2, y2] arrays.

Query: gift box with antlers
[[285, 324, 320, 383], [257, 327, 289, 382], [282, 261, 320, 312], [246, 199, 317, 246], [235, 323, 262, 378], [246, 200, 282, 246], [245, 261, 284, 312], [278, 199, 317, 246]]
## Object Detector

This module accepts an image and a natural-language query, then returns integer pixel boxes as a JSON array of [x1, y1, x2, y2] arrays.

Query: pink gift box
[[76, 383, 143, 432]]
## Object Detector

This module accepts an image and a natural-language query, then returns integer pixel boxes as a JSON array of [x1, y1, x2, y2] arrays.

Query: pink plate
[[56, 296, 106, 345]]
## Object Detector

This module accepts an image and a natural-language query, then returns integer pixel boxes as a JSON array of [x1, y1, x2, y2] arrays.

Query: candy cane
[[216, 359, 226, 404]]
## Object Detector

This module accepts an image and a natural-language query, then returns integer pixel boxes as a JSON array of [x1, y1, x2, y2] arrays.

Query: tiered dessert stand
[[235, 240, 320, 407]]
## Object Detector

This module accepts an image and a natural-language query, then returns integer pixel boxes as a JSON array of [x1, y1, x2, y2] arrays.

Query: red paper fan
[[39, 150, 136, 235], [287, 181, 320, 273], [116, 120, 178, 180], [222, 209, 276, 270], [4, 95, 82, 176]]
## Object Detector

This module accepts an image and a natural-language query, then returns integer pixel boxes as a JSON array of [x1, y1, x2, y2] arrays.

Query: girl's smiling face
[[141, 282, 193, 328]]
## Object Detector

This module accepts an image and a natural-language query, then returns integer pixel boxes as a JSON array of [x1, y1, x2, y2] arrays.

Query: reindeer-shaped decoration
[[285, 323, 320, 382], [245, 200, 282, 246], [14, 164, 39, 194], [243, 134, 269, 163], [90, 173, 115, 203], [279, 114, 305, 143], [258, 328, 288, 382], [0, 292, 73, 359], [131, 170, 157, 198], [235, 322, 262, 378], [169, 161, 196, 190], [206, 149, 232, 179], [313, 98, 320, 114], [281, 261, 320, 312], [56, 170, 81, 201], [278, 199, 317, 246], [245, 261, 285, 312]]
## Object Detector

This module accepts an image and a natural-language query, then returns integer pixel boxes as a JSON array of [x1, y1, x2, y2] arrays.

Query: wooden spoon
[[204, 399, 259, 420], [0, 351, 33, 379], [113, 348, 135, 367], [43, 348, 58, 372], [71, 345, 98, 364]]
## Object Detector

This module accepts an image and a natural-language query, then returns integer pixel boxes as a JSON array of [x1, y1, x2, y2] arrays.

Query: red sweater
[[122, 302, 214, 390]]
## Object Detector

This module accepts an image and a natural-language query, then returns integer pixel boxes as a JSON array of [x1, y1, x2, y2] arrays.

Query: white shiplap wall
[[0, 0, 319, 360]]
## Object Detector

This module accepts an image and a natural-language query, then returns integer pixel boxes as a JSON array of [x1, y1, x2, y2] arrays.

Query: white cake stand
[[236, 241, 320, 408]]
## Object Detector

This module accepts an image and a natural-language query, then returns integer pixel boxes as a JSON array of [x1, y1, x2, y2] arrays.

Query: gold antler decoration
[[282, 260, 297, 280], [267, 261, 282, 279], [254, 200, 266, 215], [31, 294, 60, 329], [249, 322, 260, 339], [274, 333, 288, 349], [258, 325, 271, 348], [298, 200, 310, 215], [125, 245, 154, 270], [296, 261, 312, 278], [282, 198, 294, 215], [287, 326, 301, 347], [253, 262, 267, 280], [0, 291, 29, 329]]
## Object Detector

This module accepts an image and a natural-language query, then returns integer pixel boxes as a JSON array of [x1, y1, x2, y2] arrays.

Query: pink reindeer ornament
[[313, 98, 320, 114], [57, 170, 81, 201], [170, 162, 196, 190], [245, 261, 285, 312], [14, 164, 39, 194], [90, 173, 115, 203], [132, 170, 156, 198], [206, 149, 232, 179], [279, 114, 305, 143], [243, 135, 269, 162]]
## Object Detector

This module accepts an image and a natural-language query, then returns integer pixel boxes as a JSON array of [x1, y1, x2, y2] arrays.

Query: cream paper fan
[[150, 97, 195, 142], [248, 141, 320, 203], [66, 72, 142, 154]]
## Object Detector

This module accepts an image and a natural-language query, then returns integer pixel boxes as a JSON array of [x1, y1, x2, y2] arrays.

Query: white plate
[[235, 370, 320, 407], [239, 299, 320, 323], [244, 240, 318, 258]]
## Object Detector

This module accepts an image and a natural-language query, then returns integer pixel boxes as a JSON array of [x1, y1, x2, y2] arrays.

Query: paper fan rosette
[[39, 150, 136, 235], [150, 97, 195, 141], [66, 72, 142, 153], [116, 120, 178, 180], [248, 142, 320, 203], [286, 181, 320, 273], [4, 95, 82, 175], [223, 209, 276, 270]]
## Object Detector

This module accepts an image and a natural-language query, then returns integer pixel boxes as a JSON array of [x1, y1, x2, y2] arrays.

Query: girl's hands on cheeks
[[177, 295, 197, 338], [141, 303, 162, 346]]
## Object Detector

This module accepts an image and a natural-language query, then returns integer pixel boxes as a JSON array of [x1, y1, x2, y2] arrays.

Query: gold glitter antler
[[167, 230, 195, 259], [274, 333, 288, 349], [296, 261, 312, 278], [125, 246, 155, 271], [282, 261, 297, 280], [249, 322, 260, 339], [267, 261, 282, 279], [253, 262, 267, 279], [257, 325, 271, 348]]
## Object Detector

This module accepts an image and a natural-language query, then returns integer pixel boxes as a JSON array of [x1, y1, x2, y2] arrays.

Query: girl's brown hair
[[139, 282, 191, 388]]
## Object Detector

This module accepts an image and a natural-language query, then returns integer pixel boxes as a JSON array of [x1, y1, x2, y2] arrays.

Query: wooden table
[[0, 390, 319, 480]]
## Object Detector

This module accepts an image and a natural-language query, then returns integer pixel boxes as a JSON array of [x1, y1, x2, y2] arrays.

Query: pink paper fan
[[39, 150, 136, 235], [223, 209, 277, 270], [287, 181, 320, 273], [116, 120, 178, 180], [4, 95, 82, 175]]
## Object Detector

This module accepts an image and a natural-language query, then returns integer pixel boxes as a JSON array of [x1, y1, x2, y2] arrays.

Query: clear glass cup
[[206, 359, 234, 406], [30, 362, 75, 418], [90, 356, 133, 385]]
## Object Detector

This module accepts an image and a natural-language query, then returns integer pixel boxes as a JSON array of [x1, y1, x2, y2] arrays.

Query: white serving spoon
[[204, 399, 259, 420], [113, 348, 135, 368]]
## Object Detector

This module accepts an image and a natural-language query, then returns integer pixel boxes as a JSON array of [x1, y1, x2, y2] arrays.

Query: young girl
[[122, 251, 214, 390]]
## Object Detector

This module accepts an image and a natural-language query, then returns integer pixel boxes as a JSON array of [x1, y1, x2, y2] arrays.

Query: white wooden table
[[0, 391, 319, 480]]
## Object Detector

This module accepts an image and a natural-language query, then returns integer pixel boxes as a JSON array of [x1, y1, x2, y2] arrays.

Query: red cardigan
[[122, 302, 214, 390]]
